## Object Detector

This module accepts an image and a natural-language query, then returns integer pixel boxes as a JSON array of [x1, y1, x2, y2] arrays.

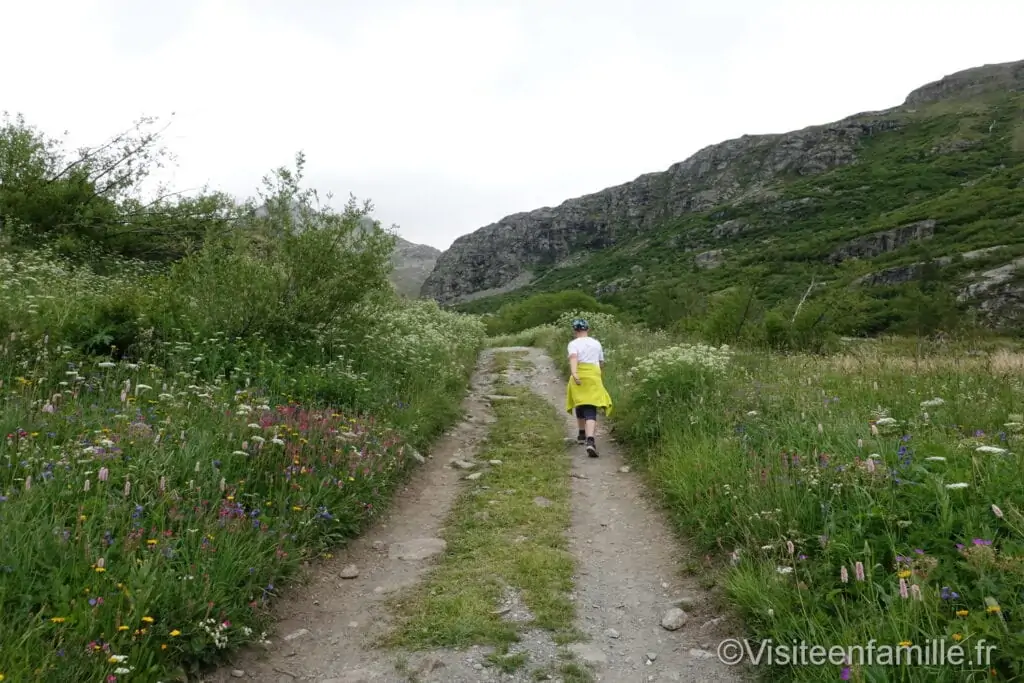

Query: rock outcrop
[[828, 220, 937, 265], [903, 60, 1024, 107]]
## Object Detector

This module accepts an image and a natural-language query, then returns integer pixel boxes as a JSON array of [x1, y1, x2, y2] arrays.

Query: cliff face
[[420, 59, 1024, 326], [421, 115, 901, 303]]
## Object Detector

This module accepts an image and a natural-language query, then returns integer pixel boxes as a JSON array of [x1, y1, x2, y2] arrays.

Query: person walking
[[564, 318, 613, 457]]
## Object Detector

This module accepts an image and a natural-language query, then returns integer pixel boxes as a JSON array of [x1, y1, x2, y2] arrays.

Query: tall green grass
[[522, 311, 1024, 681], [0, 228, 484, 681]]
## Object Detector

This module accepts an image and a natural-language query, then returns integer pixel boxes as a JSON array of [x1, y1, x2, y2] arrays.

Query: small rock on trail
[[661, 607, 689, 631], [388, 537, 447, 561]]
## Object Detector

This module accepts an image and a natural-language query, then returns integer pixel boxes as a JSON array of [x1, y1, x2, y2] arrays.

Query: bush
[[484, 291, 618, 336], [0, 116, 485, 681]]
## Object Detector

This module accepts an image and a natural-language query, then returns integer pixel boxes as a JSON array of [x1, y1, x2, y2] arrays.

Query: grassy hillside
[[455, 89, 1024, 343]]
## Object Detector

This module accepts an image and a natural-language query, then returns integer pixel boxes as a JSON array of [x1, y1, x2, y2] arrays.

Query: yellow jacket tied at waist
[[565, 363, 613, 416]]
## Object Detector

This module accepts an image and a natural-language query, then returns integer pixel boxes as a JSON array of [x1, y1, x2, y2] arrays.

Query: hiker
[[565, 318, 613, 457]]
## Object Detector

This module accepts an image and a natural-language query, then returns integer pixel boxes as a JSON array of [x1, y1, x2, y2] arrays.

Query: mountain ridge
[[421, 58, 1024, 335]]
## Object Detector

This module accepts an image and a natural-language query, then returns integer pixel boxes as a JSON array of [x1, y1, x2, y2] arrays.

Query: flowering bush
[[625, 343, 733, 386]]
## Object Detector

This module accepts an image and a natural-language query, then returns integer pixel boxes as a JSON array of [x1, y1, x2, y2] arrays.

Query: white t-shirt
[[567, 337, 604, 365]]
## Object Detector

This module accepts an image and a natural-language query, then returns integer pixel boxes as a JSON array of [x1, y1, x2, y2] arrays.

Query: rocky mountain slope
[[421, 59, 1024, 335], [388, 235, 441, 298]]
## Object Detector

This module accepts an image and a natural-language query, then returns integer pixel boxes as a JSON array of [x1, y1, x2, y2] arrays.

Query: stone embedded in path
[[230, 670, 245, 678], [409, 449, 426, 464], [388, 537, 447, 561], [533, 496, 553, 507], [450, 459, 476, 470], [488, 459, 503, 465], [661, 607, 689, 630], [568, 642, 607, 664], [339, 564, 359, 579], [605, 628, 620, 639], [689, 648, 715, 659], [465, 472, 483, 480], [485, 394, 517, 401], [672, 593, 698, 609], [618, 466, 631, 473], [283, 628, 309, 641]]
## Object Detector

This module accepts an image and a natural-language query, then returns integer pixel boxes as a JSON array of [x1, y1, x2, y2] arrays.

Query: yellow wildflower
[[952, 633, 963, 642], [898, 640, 912, 648], [146, 539, 158, 546], [118, 625, 129, 631], [50, 617, 65, 623], [142, 616, 154, 623], [956, 610, 969, 617], [170, 629, 181, 637], [897, 569, 911, 579]]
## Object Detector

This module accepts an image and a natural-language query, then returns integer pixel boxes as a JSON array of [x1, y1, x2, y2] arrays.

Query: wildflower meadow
[[493, 312, 1024, 681], [0, 124, 485, 680]]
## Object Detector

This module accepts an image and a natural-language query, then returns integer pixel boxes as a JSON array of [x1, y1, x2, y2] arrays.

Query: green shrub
[[485, 291, 618, 336], [0, 116, 486, 681]]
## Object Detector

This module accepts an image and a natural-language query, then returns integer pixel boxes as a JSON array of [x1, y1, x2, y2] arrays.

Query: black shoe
[[576, 431, 586, 446], [586, 440, 598, 457]]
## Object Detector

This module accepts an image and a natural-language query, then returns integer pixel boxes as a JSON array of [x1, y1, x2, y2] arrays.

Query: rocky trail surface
[[206, 348, 749, 683]]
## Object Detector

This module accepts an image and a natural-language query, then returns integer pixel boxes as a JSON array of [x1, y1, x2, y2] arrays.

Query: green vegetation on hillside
[[456, 92, 1024, 343], [496, 311, 1024, 681], [0, 113, 485, 681], [475, 290, 618, 337]]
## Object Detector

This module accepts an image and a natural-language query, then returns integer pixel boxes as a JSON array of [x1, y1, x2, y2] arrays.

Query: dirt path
[[205, 347, 749, 683], [500, 347, 746, 683]]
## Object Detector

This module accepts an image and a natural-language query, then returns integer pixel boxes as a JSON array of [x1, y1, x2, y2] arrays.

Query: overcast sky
[[2, 0, 1022, 250]]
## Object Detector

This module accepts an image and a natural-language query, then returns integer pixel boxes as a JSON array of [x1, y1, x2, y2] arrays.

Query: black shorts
[[574, 405, 598, 420]]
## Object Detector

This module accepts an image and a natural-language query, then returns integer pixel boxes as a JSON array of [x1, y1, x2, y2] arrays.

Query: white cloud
[[2, 0, 1022, 249]]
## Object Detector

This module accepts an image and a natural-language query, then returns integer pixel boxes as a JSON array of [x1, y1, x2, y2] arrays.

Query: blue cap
[[571, 318, 589, 330]]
